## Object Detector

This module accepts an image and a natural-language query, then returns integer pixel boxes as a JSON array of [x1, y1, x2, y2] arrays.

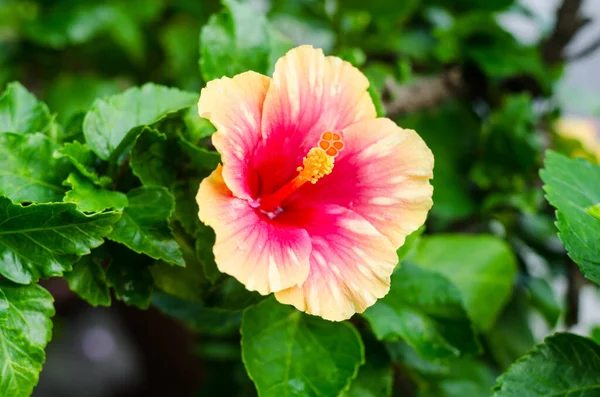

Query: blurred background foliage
[[1, 0, 600, 396]]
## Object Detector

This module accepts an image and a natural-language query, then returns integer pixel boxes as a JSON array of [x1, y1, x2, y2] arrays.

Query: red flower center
[[257, 132, 344, 214]]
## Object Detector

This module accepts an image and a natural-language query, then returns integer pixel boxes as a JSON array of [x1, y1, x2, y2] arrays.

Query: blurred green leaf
[[159, 17, 202, 89], [587, 203, 600, 221], [53, 141, 112, 187], [343, 0, 419, 22], [493, 333, 600, 396], [63, 172, 127, 212], [242, 298, 364, 397], [24, 1, 154, 63], [106, 242, 154, 309], [419, 358, 496, 397], [83, 83, 197, 161], [396, 226, 424, 264], [0, 81, 53, 135], [206, 278, 263, 311], [108, 186, 184, 266], [152, 291, 241, 336], [414, 235, 517, 331], [435, 12, 547, 86], [0, 195, 119, 284], [429, 0, 513, 11], [363, 263, 479, 359], [150, 225, 210, 302], [475, 94, 541, 192], [200, 0, 292, 81], [0, 281, 54, 397], [525, 277, 561, 327], [541, 151, 600, 285], [46, 75, 122, 125], [65, 247, 111, 306], [0, 132, 72, 203], [485, 289, 535, 370], [341, 339, 392, 397], [399, 102, 478, 227]]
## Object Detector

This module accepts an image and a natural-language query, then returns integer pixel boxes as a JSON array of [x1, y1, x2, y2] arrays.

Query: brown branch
[[383, 67, 464, 116], [382, 0, 590, 117], [542, 0, 591, 65], [568, 34, 600, 61]]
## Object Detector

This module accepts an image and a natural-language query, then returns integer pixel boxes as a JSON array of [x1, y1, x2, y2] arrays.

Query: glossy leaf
[[53, 141, 112, 187], [541, 151, 600, 285], [65, 248, 111, 307], [0, 196, 120, 284], [0, 133, 72, 203], [414, 235, 518, 330], [63, 172, 128, 212], [242, 298, 364, 397], [83, 83, 197, 160], [0, 281, 54, 397], [130, 128, 177, 187], [0, 82, 52, 135], [493, 333, 600, 396], [108, 186, 184, 266], [363, 264, 479, 360]]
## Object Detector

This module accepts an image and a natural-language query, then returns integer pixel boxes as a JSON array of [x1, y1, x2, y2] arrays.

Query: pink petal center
[[254, 131, 344, 216]]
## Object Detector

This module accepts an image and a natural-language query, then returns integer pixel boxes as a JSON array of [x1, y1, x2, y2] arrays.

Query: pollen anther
[[297, 148, 335, 184]]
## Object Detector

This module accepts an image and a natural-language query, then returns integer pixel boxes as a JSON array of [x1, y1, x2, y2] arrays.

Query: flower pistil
[[258, 132, 344, 213]]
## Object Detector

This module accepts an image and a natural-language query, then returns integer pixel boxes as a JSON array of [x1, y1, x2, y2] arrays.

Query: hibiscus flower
[[196, 45, 434, 321]]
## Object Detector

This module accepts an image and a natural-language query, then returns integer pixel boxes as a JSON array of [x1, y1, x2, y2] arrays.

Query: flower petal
[[252, 45, 377, 196], [198, 71, 271, 199], [197, 166, 311, 295], [275, 205, 397, 321], [289, 118, 434, 247]]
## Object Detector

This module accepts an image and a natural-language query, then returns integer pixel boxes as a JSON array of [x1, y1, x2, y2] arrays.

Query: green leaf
[[65, 248, 111, 307], [541, 151, 600, 285], [0, 82, 52, 135], [493, 333, 600, 396], [83, 83, 197, 161], [341, 339, 392, 397], [525, 277, 561, 327], [152, 291, 241, 336], [199, 0, 292, 81], [398, 102, 479, 227], [150, 226, 210, 302], [587, 203, 600, 221], [241, 298, 364, 397], [363, 264, 479, 360], [130, 128, 177, 187], [63, 172, 128, 212], [24, 3, 147, 64], [159, 18, 202, 89], [103, 241, 153, 309], [46, 74, 122, 125], [177, 133, 221, 171], [0, 281, 54, 397], [485, 289, 535, 370], [54, 141, 112, 187], [0, 132, 72, 203], [108, 186, 184, 266], [420, 358, 496, 397], [396, 226, 424, 264], [0, 196, 120, 284], [414, 235, 517, 331]]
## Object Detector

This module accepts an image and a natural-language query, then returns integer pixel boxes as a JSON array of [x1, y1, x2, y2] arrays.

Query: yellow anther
[[297, 147, 334, 184]]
